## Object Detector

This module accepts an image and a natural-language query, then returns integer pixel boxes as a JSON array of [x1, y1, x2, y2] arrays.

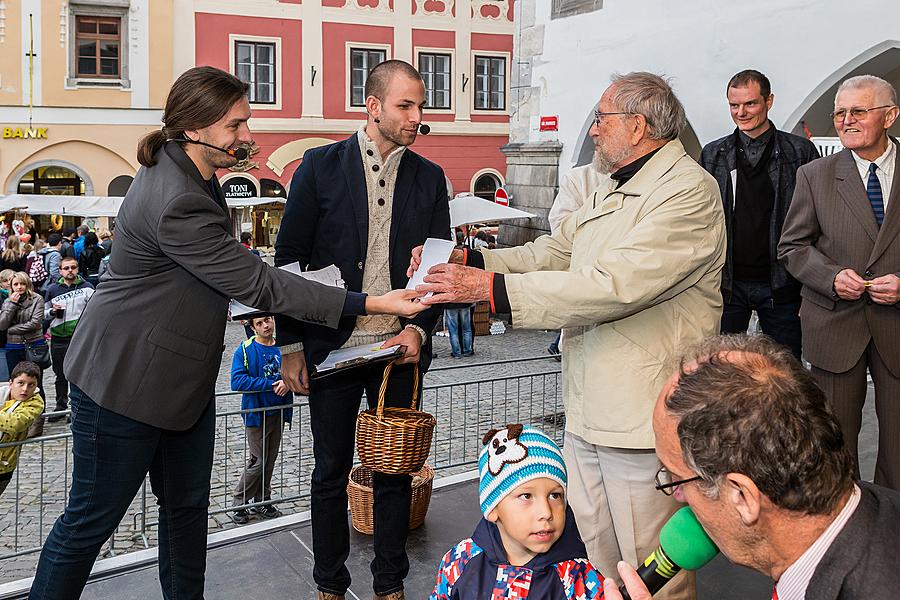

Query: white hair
[[835, 75, 898, 106], [609, 72, 687, 141]]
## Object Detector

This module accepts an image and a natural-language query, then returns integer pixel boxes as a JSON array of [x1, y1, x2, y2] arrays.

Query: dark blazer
[[806, 481, 900, 599], [700, 125, 819, 301], [778, 144, 900, 374], [275, 133, 451, 369], [64, 142, 349, 430]]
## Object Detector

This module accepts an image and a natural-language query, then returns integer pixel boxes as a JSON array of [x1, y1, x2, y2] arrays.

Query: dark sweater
[[733, 132, 776, 281]]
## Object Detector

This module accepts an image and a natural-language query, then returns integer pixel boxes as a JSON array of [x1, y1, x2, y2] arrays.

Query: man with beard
[[275, 59, 450, 600], [409, 72, 725, 599]]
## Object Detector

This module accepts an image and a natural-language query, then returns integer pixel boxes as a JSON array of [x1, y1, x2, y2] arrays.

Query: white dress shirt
[[852, 140, 896, 212], [774, 484, 861, 600]]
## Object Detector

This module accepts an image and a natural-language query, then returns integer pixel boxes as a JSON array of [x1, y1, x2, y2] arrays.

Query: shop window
[[419, 52, 451, 109], [235, 41, 276, 104], [17, 166, 85, 196], [67, 2, 130, 88], [260, 178, 287, 199], [474, 56, 506, 111], [350, 48, 386, 107], [473, 173, 501, 201]]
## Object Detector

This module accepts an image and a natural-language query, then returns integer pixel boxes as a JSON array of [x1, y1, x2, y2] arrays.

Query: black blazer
[[806, 481, 900, 599], [64, 143, 348, 430], [275, 133, 451, 369]]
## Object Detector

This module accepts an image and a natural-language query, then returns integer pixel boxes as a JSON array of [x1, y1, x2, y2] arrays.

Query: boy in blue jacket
[[230, 315, 292, 524], [431, 425, 604, 599]]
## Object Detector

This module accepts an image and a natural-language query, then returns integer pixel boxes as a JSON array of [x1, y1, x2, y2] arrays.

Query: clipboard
[[309, 343, 406, 380]]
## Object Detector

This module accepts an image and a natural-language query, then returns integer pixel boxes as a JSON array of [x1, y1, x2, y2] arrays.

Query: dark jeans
[[7, 346, 46, 402], [721, 279, 802, 359], [29, 386, 215, 600], [50, 337, 71, 409], [308, 362, 420, 596], [444, 306, 474, 357]]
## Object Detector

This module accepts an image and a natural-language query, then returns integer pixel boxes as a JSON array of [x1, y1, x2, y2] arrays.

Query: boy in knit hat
[[430, 424, 603, 599]]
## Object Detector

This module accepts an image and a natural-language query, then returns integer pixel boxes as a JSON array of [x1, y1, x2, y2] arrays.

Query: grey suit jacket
[[64, 143, 348, 430], [806, 481, 900, 599], [778, 146, 900, 374]]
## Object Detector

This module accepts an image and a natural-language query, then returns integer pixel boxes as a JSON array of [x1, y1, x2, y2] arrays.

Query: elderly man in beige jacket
[[411, 72, 725, 598]]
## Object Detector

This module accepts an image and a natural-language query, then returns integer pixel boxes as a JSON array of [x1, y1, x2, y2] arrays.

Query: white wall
[[525, 0, 900, 172]]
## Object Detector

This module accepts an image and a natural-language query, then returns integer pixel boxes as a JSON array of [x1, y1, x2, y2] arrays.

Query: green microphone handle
[[620, 507, 719, 599]]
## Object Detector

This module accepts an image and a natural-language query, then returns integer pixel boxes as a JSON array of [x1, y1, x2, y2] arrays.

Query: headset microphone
[[170, 137, 248, 161], [418, 123, 430, 135]]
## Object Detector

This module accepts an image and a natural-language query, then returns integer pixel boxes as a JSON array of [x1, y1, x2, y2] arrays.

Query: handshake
[[368, 242, 491, 318]]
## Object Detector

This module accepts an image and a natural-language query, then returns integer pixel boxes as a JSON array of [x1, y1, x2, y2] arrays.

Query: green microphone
[[620, 507, 719, 599]]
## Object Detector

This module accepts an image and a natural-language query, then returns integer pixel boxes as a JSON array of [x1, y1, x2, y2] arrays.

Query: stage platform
[[68, 473, 771, 600]]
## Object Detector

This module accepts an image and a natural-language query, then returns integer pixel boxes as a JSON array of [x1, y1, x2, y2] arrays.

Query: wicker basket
[[356, 360, 436, 474], [347, 463, 434, 535]]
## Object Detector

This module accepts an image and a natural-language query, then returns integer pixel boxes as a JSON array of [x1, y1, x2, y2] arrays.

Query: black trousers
[[50, 337, 71, 409], [308, 361, 420, 596]]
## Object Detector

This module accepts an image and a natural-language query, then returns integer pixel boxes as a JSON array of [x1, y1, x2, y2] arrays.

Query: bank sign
[[3, 127, 48, 139]]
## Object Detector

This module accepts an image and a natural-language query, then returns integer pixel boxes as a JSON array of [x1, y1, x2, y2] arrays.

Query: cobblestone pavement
[[0, 322, 559, 583]]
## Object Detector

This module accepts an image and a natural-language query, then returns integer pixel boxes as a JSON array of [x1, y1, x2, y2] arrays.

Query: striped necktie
[[867, 162, 885, 226]]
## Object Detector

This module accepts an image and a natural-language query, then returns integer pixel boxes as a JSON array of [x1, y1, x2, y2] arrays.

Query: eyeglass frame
[[654, 465, 702, 496], [593, 109, 635, 128], [830, 104, 896, 123]]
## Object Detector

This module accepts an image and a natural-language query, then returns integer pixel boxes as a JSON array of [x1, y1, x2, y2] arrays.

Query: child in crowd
[[230, 315, 292, 524], [431, 425, 603, 599], [0, 362, 44, 496]]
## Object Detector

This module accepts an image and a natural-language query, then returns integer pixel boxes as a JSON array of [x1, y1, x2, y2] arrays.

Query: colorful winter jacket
[[0, 384, 44, 475], [430, 506, 604, 599], [44, 277, 95, 339]]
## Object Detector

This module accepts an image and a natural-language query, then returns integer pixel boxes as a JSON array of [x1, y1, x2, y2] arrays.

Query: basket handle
[[376, 359, 421, 419]]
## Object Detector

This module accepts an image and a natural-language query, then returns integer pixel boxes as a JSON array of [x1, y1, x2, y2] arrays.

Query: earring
[[374, 117, 380, 123]]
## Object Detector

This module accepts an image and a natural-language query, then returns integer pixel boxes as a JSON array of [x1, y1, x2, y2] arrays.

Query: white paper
[[406, 237, 455, 297], [314, 341, 402, 373], [230, 263, 345, 318]]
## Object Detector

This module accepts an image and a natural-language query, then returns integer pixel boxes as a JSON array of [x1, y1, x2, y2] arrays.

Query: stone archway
[[786, 41, 900, 138]]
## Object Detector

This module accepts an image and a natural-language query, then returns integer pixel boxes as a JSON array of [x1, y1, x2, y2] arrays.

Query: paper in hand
[[406, 238, 455, 297]]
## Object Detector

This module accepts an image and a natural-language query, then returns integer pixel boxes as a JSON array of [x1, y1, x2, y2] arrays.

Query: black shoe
[[231, 509, 250, 524], [253, 504, 282, 519]]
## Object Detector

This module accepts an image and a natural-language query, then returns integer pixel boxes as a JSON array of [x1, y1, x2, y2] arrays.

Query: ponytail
[[137, 129, 170, 167]]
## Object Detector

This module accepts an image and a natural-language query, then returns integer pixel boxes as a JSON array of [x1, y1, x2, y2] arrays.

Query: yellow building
[[0, 0, 173, 231]]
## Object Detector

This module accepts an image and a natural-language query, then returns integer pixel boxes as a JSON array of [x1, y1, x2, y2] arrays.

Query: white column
[[455, 6, 472, 123], [393, 0, 413, 64], [301, 1, 324, 119], [21, 0, 41, 107], [130, 0, 150, 108]]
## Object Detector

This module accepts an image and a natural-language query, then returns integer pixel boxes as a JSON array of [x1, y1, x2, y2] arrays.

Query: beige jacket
[[482, 140, 726, 448]]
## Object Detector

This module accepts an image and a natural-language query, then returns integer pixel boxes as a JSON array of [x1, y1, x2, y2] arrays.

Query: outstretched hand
[[366, 289, 427, 317], [416, 263, 492, 306], [407, 245, 465, 278]]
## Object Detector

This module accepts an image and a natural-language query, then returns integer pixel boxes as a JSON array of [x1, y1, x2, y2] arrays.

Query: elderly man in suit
[[606, 335, 900, 600], [29, 67, 423, 600], [779, 74, 900, 491], [275, 60, 450, 600], [412, 72, 726, 599]]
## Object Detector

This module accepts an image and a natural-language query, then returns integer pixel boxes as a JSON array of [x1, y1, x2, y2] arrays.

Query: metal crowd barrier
[[0, 355, 563, 581]]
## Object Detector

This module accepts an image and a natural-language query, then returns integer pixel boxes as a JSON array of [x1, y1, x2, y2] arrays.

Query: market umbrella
[[449, 193, 535, 228]]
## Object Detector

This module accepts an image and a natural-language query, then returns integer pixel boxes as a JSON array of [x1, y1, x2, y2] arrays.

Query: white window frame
[[415, 48, 455, 114], [67, 1, 130, 89], [229, 34, 283, 111], [345, 42, 391, 113], [471, 51, 510, 113]]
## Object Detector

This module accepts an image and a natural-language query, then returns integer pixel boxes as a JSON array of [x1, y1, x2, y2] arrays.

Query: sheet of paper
[[314, 341, 402, 373], [406, 237, 455, 297], [230, 263, 345, 318]]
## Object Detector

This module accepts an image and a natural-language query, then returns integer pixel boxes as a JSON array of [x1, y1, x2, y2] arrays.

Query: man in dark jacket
[[43, 256, 94, 421], [275, 59, 450, 600], [700, 70, 819, 359], [607, 335, 900, 600]]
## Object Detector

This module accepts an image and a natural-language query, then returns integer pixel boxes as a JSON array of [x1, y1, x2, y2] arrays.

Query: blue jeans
[[444, 306, 474, 357], [721, 279, 802, 359], [30, 386, 215, 600]]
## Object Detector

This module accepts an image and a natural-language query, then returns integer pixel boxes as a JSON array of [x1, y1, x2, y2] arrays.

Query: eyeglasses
[[654, 465, 701, 496], [831, 105, 895, 122], [593, 109, 634, 127]]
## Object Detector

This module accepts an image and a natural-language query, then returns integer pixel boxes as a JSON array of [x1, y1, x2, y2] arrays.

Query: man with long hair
[[29, 66, 424, 600]]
